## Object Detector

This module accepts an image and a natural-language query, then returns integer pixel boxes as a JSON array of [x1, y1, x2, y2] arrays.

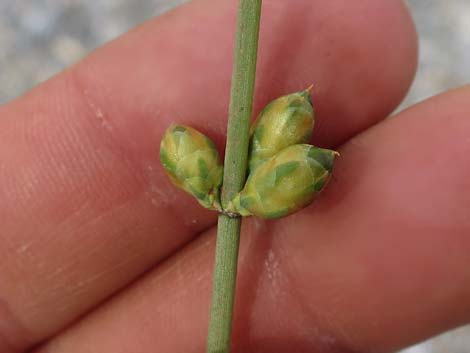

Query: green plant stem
[[206, 1, 262, 352]]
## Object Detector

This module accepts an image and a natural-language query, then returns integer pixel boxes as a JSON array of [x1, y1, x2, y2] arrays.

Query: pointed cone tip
[[301, 84, 314, 105]]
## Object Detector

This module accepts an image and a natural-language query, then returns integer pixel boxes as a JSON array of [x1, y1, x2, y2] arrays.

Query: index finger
[[0, 0, 416, 351]]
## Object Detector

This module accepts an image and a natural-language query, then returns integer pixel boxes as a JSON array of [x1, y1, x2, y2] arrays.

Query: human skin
[[0, 0, 469, 352]]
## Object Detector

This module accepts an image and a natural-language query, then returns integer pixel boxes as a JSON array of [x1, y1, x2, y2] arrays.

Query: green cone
[[248, 88, 314, 172], [229, 144, 337, 219], [159, 124, 223, 210]]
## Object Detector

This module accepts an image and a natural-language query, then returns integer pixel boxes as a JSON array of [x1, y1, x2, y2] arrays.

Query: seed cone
[[159, 124, 223, 210], [229, 144, 337, 219], [248, 89, 314, 172]]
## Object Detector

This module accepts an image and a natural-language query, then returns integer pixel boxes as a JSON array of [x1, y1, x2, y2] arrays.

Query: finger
[[0, 0, 416, 351], [36, 86, 470, 353]]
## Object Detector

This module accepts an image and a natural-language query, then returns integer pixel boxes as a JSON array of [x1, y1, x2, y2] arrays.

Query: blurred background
[[0, 1, 469, 352]]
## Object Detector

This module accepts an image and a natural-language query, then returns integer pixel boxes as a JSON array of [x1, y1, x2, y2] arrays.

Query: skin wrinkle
[[46, 68, 208, 251], [46, 200, 92, 237], [3, 80, 145, 241], [42, 196, 149, 271], [9, 200, 130, 309], [0, 236, 51, 331], [2, 106, 196, 348], [36, 251, 172, 353], [73, 200, 179, 263], [64, 69, 149, 195], [13, 82, 103, 219], [41, 202, 143, 289], [58, 250, 147, 301], [68, 60, 217, 235], [25, 212, 176, 341], [30, 110, 86, 199]]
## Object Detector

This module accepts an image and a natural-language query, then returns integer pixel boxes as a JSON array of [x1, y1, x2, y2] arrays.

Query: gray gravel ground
[[0, 1, 469, 352], [401, 0, 470, 108]]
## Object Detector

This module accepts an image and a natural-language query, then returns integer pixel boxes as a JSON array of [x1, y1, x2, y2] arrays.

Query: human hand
[[1, 1, 469, 352]]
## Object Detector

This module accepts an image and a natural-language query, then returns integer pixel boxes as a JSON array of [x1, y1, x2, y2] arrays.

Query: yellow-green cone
[[159, 124, 223, 210], [248, 88, 314, 172], [229, 144, 337, 219]]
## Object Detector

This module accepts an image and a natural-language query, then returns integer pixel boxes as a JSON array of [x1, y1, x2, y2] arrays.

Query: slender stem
[[206, 1, 262, 352]]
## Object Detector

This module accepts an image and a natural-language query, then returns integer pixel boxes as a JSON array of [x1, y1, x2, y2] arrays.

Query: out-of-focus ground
[[0, 1, 469, 352], [400, 1, 470, 109]]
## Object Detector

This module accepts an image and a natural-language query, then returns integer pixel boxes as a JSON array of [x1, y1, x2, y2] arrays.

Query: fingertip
[[299, 0, 419, 146]]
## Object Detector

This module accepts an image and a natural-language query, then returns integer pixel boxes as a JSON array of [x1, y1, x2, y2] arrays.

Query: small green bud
[[248, 88, 314, 172], [159, 124, 223, 210], [229, 144, 337, 219]]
